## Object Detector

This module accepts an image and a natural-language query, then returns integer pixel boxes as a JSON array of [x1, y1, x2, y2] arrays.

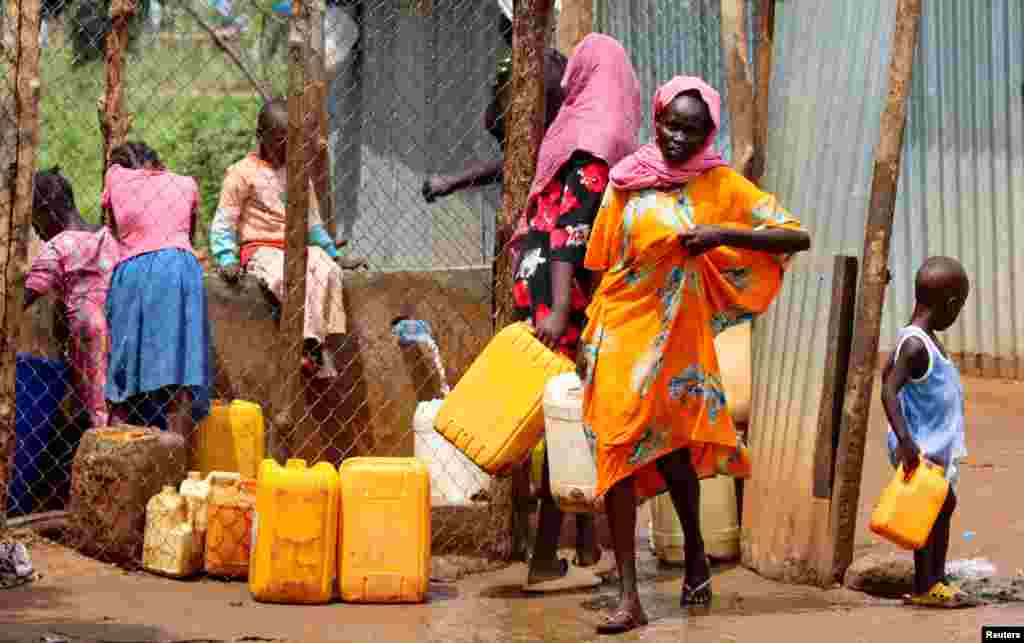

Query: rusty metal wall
[[745, 0, 1023, 580], [886, 0, 1024, 377]]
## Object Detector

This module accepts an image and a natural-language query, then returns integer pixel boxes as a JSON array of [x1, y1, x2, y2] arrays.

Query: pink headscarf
[[609, 76, 728, 191], [527, 34, 642, 202]]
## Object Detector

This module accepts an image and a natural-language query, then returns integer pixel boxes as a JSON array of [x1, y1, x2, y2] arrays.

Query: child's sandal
[[904, 582, 973, 608]]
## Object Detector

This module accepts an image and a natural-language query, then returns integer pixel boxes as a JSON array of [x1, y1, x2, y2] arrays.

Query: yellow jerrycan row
[[250, 459, 340, 604], [338, 457, 431, 604], [197, 399, 266, 480], [870, 460, 950, 550], [434, 322, 575, 476]]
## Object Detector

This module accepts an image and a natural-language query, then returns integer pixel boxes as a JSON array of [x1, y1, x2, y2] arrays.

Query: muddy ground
[[2, 376, 1022, 642]]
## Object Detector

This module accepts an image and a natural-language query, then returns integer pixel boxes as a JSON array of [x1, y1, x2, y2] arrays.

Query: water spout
[[391, 317, 451, 396]]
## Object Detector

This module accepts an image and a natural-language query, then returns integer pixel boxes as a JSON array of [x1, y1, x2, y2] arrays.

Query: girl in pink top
[[102, 142, 211, 441], [25, 167, 118, 429]]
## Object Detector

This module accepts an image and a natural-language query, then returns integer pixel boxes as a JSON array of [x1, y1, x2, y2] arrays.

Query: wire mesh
[[9, 0, 520, 573]]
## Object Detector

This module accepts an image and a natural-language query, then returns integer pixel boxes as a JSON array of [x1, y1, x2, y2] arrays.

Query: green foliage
[[37, 43, 264, 250]]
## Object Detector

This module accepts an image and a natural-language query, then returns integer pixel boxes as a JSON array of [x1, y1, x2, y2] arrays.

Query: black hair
[[258, 97, 289, 135], [33, 166, 76, 215], [108, 141, 162, 170]]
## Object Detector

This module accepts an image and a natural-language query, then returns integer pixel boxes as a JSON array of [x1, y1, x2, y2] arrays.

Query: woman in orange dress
[[580, 76, 810, 633]]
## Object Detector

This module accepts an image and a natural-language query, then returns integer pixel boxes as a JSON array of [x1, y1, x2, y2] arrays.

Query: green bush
[[37, 44, 263, 251]]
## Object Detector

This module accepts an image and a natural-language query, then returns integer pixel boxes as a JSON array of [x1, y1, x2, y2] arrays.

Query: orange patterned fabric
[[580, 166, 803, 500]]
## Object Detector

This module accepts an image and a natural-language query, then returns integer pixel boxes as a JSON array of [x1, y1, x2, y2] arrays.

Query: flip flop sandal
[[523, 558, 602, 594], [596, 610, 649, 635], [573, 551, 616, 577], [681, 577, 713, 607]]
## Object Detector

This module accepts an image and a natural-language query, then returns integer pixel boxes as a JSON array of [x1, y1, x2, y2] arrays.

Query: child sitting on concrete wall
[[210, 98, 365, 378]]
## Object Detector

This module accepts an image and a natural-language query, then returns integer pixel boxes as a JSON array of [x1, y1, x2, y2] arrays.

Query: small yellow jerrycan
[[197, 399, 266, 480], [249, 458, 340, 604], [870, 459, 950, 550]]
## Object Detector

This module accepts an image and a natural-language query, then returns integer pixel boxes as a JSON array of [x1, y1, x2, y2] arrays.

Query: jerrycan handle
[[899, 458, 937, 483]]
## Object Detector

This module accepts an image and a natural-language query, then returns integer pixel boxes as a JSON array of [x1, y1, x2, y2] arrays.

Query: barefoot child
[[25, 167, 119, 429], [102, 142, 212, 440], [881, 256, 971, 608], [210, 98, 364, 378]]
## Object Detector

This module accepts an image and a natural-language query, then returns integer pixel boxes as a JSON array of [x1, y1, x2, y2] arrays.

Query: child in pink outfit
[[102, 142, 211, 440], [25, 167, 119, 429]]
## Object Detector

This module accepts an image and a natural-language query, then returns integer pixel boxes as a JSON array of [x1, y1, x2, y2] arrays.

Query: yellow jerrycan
[[249, 458, 340, 604], [338, 457, 431, 603], [197, 399, 266, 480], [434, 322, 575, 476], [870, 460, 950, 550]]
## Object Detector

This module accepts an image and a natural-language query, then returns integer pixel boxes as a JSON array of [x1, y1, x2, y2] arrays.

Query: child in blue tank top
[[881, 256, 972, 608]]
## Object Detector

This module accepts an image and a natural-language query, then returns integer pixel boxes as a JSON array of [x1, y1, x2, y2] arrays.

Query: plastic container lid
[[543, 372, 584, 421], [413, 399, 445, 433], [286, 458, 307, 469], [188, 471, 201, 481], [163, 485, 176, 494]]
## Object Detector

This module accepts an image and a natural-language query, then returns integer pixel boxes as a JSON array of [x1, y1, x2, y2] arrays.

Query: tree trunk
[[750, 0, 776, 184], [98, 0, 135, 175], [555, 0, 591, 57], [829, 0, 922, 584], [276, 0, 316, 463], [489, 0, 553, 562], [720, 0, 756, 181], [1, 0, 41, 535]]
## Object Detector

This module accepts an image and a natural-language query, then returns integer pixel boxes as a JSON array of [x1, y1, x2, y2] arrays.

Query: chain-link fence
[[5, 0, 755, 585], [5, 0, 535, 575]]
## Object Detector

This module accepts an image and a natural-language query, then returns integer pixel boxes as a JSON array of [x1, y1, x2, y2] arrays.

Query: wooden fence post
[[750, 0, 775, 184], [305, 0, 332, 236], [556, 0, 591, 58], [721, 0, 756, 181], [829, 0, 922, 583], [487, 0, 552, 562], [276, 0, 315, 462], [1, 0, 42, 534], [98, 0, 135, 173]]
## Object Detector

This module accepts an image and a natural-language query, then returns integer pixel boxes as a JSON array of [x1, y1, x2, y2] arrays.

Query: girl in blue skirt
[[103, 142, 211, 442]]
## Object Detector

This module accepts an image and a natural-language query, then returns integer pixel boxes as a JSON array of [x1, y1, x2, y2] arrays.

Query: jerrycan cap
[[162, 485, 176, 494], [187, 471, 201, 481], [286, 458, 307, 469]]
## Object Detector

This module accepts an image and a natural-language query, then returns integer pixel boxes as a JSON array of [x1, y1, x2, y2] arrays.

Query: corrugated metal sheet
[[745, 0, 898, 583], [743, 0, 1024, 580], [886, 0, 1024, 377], [594, 0, 759, 164]]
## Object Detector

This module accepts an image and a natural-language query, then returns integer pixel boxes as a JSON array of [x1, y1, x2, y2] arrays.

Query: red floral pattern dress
[[510, 152, 609, 359]]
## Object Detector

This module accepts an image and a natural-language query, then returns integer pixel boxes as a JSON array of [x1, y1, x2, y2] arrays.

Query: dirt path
[[2, 538, 1020, 643], [3, 376, 1022, 642]]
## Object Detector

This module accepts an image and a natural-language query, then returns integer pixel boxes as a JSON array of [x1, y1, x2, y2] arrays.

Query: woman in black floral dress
[[506, 34, 642, 592], [512, 152, 610, 357]]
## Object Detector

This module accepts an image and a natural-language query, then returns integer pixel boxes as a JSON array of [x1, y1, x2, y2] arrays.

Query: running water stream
[[391, 318, 451, 396]]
